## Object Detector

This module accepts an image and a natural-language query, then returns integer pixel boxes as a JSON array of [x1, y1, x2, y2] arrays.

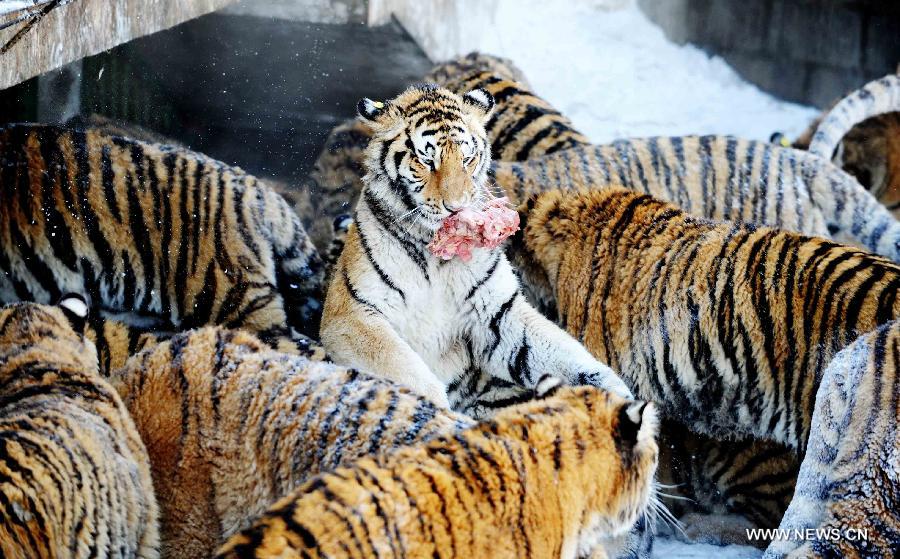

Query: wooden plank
[[0, 0, 236, 90]]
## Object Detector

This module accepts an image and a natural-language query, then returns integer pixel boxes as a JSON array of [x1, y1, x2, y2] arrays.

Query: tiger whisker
[[655, 491, 694, 502], [394, 205, 423, 224], [648, 497, 685, 535], [654, 482, 684, 490]]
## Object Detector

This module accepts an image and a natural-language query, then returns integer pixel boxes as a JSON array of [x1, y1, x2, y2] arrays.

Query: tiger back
[[216, 382, 659, 559], [766, 321, 900, 559], [108, 327, 472, 558], [0, 123, 326, 343], [424, 52, 590, 161], [423, 51, 533, 88], [492, 136, 900, 263], [513, 187, 900, 451], [0, 298, 158, 559]]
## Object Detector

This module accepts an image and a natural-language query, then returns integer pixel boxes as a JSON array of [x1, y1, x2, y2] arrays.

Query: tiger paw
[[407, 378, 451, 409], [578, 367, 634, 400]]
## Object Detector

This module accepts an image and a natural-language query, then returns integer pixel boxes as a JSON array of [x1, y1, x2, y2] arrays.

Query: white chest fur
[[366, 231, 510, 384]]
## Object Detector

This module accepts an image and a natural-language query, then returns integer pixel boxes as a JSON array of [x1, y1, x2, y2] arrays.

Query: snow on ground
[[417, 0, 818, 143], [654, 537, 762, 559]]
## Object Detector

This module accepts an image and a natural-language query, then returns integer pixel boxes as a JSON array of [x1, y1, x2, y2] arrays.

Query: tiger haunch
[[0, 123, 325, 346], [766, 321, 900, 559], [109, 326, 473, 558]]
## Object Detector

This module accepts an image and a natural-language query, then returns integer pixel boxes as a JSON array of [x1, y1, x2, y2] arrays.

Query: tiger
[[216, 380, 659, 559], [774, 72, 900, 217], [108, 326, 473, 558], [765, 321, 900, 559], [275, 118, 372, 251], [0, 123, 326, 352], [289, 52, 588, 251], [491, 136, 900, 265], [656, 421, 799, 545], [320, 84, 632, 412], [509, 186, 900, 452], [0, 297, 158, 559]]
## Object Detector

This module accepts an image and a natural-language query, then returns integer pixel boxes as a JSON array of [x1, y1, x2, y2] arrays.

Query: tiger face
[[357, 84, 495, 229]]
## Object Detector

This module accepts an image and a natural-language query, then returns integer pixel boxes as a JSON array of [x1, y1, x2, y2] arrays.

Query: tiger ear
[[770, 132, 791, 148], [515, 194, 539, 237], [357, 98, 389, 123], [57, 293, 88, 334], [462, 88, 495, 121], [616, 401, 657, 452]]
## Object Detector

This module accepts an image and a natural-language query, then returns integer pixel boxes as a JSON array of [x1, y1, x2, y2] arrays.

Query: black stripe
[[100, 144, 121, 221], [465, 252, 501, 300], [514, 125, 554, 160], [508, 331, 531, 385], [175, 157, 191, 321], [357, 224, 406, 301], [71, 132, 117, 301], [486, 292, 517, 357], [38, 131, 77, 271], [362, 189, 430, 279], [126, 172, 157, 317], [342, 269, 383, 315]]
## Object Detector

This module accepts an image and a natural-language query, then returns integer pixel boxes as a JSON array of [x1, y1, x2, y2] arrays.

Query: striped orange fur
[[216, 383, 658, 559], [0, 299, 158, 558]]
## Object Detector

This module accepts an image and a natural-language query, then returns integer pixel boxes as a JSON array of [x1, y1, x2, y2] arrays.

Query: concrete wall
[[638, 0, 900, 107], [368, 0, 500, 61]]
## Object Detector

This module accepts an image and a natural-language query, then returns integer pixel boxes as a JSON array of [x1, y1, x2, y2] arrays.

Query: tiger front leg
[[320, 290, 450, 408], [475, 290, 633, 399]]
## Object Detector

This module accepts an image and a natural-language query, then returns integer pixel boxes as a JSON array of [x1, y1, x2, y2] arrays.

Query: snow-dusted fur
[[766, 321, 900, 558], [320, 85, 631, 414]]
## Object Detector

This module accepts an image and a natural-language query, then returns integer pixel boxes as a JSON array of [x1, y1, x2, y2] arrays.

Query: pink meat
[[429, 197, 520, 262]]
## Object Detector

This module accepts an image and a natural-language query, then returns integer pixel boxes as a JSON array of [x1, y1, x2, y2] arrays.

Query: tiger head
[[485, 378, 659, 550], [357, 84, 495, 229], [0, 295, 97, 377], [839, 113, 900, 209]]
